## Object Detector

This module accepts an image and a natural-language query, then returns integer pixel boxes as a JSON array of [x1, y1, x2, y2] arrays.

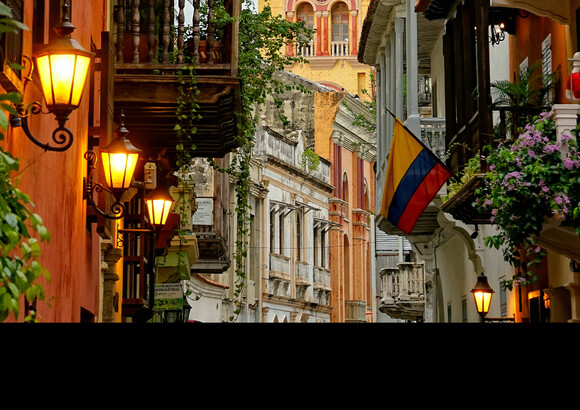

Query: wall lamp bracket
[[8, 0, 93, 152], [83, 150, 127, 220], [11, 99, 75, 152]]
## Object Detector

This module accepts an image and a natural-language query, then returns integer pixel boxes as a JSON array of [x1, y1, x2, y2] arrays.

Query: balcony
[[345, 300, 367, 322], [109, 0, 241, 161], [295, 260, 310, 300], [313, 266, 331, 305], [379, 262, 425, 321], [268, 253, 291, 297]]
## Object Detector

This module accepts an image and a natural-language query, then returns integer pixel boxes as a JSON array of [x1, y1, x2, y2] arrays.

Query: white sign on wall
[[192, 197, 214, 225]]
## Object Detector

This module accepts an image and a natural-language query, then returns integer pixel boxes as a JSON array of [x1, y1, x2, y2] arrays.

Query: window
[[296, 3, 314, 56], [462, 297, 467, 322], [321, 229, 326, 268], [296, 209, 303, 260], [314, 226, 319, 267], [296, 3, 314, 30], [0, 0, 24, 91], [331, 3, 349, 42], [270, 208, 276, 253], [279, 212, 285, 256], [499, 276, 507, 317]]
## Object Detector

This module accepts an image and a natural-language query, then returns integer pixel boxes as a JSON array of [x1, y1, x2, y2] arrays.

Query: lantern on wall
[[145, 184, 174, 227], [471, 274, 495, 319]]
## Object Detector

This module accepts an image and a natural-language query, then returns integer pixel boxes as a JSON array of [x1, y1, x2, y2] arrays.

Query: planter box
[[440, 174, 492, 225]]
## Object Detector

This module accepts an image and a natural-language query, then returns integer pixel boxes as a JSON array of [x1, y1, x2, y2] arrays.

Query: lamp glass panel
[[35, 55, 56, 106], [70, 55, 91, 106], [36, 54, 91, 107], [101, 152, 139, 189], [473, 291, 492, 314], [146, 198, 172, 226]]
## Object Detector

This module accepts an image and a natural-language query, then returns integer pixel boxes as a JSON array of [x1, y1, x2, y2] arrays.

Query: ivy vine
[[0, 4, 50, 322]]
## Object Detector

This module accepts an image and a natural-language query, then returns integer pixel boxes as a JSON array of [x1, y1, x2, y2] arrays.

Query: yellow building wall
[[259, 0, 374, 98]]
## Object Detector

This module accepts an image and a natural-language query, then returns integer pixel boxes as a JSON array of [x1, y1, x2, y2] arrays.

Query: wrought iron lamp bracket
[[9, 55, 75, 152], [83, 150, 126, 220]]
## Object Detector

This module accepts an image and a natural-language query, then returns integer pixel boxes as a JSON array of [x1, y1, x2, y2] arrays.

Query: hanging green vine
[[0, 5, 50, 322], [208, 0, 313, 320], [172, 0, 313, 321]]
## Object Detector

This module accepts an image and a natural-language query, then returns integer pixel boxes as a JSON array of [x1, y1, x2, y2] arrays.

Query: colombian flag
[[380, 117, 451, 234]]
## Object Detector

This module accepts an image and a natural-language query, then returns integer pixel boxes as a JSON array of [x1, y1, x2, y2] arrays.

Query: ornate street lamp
[[471, 274, 495, 321], [99, 121, 142, 191], [145, 183, 174, 227], [84, 114, 142, 219], [13, 0, 94, 152]]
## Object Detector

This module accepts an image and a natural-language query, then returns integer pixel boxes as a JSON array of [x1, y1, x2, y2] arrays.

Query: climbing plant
[[210, 0, 313, 320], [0, 4, 50, 322], [172, 0, 313, 321]]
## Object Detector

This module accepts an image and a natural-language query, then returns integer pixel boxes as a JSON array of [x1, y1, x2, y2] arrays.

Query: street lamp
[[12, 0, 94, 152], [471, 273, 495, 321], [100, 121, 142, 191], [145, 183, 174, 227], [83, 113, 142, 219]]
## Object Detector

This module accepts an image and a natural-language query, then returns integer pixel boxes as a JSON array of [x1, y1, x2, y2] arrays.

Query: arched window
[[331, 2, 349, 56], [296, 3, 314, 30], [296, 3, 314, 56]]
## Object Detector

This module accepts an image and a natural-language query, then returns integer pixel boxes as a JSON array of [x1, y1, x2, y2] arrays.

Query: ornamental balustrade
[[379, 262, 425, 321], [330, 40, 349, 57], [345, 299, 366, 322], [419, 117, 446, 160], [296, 42, 315, 57], [113, 0, 231, 68]]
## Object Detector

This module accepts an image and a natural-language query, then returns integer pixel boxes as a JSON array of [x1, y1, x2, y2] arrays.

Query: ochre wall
[[509, 12, 569, 104], [0, 0, 105, 322]]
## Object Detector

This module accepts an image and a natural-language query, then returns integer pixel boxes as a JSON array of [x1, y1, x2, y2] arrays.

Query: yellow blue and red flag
[[380, 117, 451, 234]]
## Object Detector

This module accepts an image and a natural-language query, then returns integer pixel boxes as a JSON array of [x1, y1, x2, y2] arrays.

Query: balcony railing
[[419, 117, 446, 160], [313, 266, 331, 290], [113, 0, 232, 70], [295, 261, 310, 285], [296, 42, 314, 58], [345, 300, 366, 322], [330, 41, 349, 57], [379, 262, 425, 321]]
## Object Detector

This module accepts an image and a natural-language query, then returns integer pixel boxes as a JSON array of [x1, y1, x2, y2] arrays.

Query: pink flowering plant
[[475, 112, 580, 288]]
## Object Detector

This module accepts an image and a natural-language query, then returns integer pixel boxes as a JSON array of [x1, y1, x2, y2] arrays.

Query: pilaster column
[[101, 243, 123, 323], [552, 104, 580, 142], [405, 0, 420, 135], [322, 11, 329, 55], [350, 10, 358, 55], [395, 18, 404, 118], [316, 11, 322, 55]]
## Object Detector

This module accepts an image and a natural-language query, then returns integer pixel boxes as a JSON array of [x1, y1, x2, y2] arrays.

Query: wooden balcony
[[111, 0, 241, 162]]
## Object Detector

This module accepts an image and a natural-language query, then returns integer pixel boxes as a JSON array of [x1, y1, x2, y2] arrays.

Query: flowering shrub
[[475, 112, 580, 288]]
